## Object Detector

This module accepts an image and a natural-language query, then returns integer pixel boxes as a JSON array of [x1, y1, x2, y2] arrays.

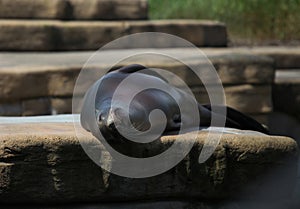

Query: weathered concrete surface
[[0, 20, 227, 51], [0, 49, 273, 102], [0, 0, 148, 20], [0, 119, 298, 204]]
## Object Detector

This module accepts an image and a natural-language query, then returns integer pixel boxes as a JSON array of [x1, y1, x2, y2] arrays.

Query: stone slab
[[51, 98, 73, 115], [249, 47, 300, 69], [0, 20, 227, 51], [22, 98, 51, 116], [193, 84, 272, 114], [0, 0, 68, 19], [275, 69, 300, 84], [0, 114, 77, 124], [0, 83, 273, 116], [0, 98, 54, 116], [205, 47, 300, 69], [0, 0, 148, 20], [68, 0, 148, 20], [0, 119, 297, 203], [0, 48, 274, 102], [0, 102, 22, 116]]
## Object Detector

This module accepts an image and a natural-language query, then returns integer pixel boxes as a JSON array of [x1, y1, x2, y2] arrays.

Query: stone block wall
[[0, 121, 297, 205], [0, 49, 274, 128]]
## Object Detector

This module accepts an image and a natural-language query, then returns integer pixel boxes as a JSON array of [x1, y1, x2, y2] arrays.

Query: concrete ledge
[[0, 48, 274, 116], [0, 0, 148, 20], [0, 48, 273, 102], [0, 20, 227, 51], [248, 47, 300, 69], [205, 47, 300, 69], [0, 118, 298, 203]]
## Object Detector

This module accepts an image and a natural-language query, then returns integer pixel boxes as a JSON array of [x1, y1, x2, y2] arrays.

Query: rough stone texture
[[0, 49, 274, 102], [123, 20, 227, 47], [0, 0, 148, 20], [248, 47, 300, 69], [22, 98, 51, 116], [0, 0, 68, 19], [0, 121, 298, 204], [193, 85, 273, 114], [69, 0, 148, 20], [51, 98, 73, 114], [0, 20, 227, 51], [209, 53, 274, 84], [1, 91, 272, 117], [205, 47, 300, 69], [0, 66, 55, 102], [275, 69, 300, 84], [0, 102, 22, 116], [0, 21, 58, 51]]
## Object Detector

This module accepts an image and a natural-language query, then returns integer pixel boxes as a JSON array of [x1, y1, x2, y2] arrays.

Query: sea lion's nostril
[[108, 122, 116, 131]]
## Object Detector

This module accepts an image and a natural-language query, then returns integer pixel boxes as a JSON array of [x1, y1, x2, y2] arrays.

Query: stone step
[[248, 47, 300, 69], [0, 20, 227, 51], [275, 69, 300, 84], [0, 117, 297, 203], [0, 85, 273, 116], [0, 0, 148, 20], [0, 48, 274, 116], [207, 46, 300, 69]]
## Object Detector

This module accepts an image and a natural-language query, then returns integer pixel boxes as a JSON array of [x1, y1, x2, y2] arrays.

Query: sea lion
[[80, 64, 269, 141]]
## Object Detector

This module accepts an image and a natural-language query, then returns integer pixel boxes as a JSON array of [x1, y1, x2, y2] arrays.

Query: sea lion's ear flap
[[115, 64, 169, 83]]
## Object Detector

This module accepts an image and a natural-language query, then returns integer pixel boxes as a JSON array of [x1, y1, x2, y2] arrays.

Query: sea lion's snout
[[96, 102, 152, 138]]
